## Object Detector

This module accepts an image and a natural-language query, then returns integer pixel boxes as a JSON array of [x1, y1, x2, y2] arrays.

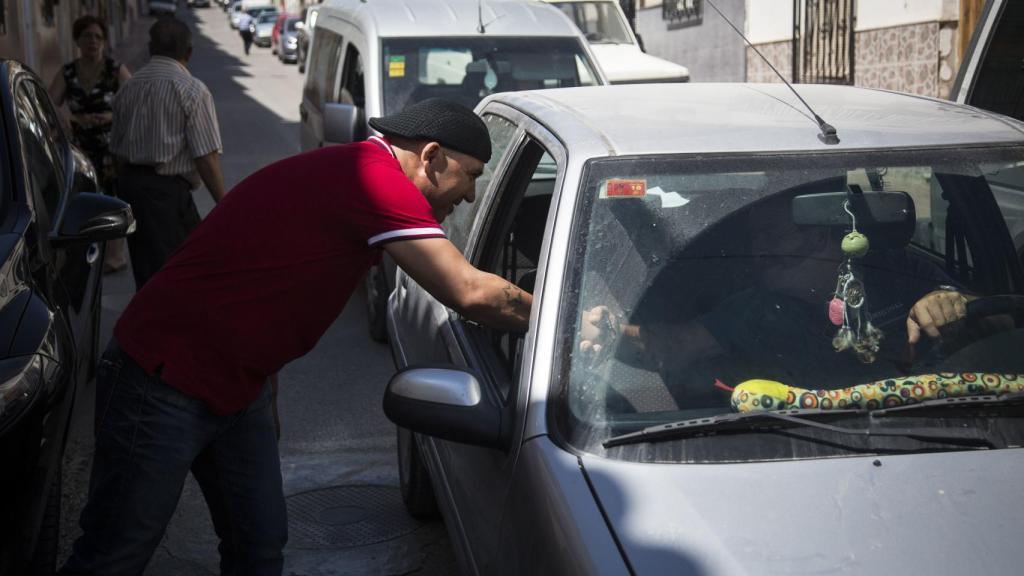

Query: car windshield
[[381, 36, 600, 114], [551, 1, 633, 44], [257, 12, 277, 23], [286, 19, 299, 32], [555, 146, 1024, 462]]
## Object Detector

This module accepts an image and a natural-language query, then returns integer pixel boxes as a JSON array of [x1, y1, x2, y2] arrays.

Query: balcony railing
[[662, 0, 703, 30]]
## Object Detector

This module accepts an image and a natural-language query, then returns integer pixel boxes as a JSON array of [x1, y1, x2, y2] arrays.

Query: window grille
[[662, 0, 703, 30]]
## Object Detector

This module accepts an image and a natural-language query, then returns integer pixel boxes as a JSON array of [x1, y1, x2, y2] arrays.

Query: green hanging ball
[[842, 231, 869, 258]]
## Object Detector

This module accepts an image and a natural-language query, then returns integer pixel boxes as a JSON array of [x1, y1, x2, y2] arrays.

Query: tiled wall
[[747, 21, 959, 99], [857, 22, 938, 97]]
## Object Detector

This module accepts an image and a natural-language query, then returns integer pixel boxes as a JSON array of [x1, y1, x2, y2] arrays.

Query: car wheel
[[30, 463, 61, 576], [365, 265, 389, 343], [397, 427, 438, 518]]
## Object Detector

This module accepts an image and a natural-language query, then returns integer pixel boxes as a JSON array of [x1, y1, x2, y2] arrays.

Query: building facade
[[0, 0, 144, 86], [631, 0, 988, 99], [634, 0, 748, 82]]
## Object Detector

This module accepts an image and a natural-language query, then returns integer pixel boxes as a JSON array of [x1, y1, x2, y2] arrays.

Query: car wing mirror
[[383, 367, 509, 450], [51, 192, 135, 247], [323, 102, 360, 145]]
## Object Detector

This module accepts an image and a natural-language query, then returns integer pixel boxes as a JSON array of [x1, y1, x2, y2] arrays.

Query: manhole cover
[[286, 485, 422, 549]]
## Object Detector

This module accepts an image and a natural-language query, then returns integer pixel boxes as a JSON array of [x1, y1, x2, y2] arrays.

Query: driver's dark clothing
[[647, 250, 956, 394]]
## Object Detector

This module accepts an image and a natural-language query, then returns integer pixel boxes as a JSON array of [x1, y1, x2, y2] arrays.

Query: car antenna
[[477, 0, 504, 33], [704, 0, 839, 144]]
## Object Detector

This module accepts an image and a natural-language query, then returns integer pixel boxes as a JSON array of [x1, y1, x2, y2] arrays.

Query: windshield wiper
[[871, 391, 1024, 416], [603, 408, 994, 449]]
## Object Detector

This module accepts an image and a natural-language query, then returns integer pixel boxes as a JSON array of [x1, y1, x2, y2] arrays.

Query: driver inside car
[[579, 192, 978, 404]]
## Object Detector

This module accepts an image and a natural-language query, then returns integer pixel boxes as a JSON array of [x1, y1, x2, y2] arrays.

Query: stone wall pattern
[[746, 22, 947, 98]]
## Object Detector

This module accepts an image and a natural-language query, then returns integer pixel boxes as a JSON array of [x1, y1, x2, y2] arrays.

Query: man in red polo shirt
[[62, 99, 531, 576]]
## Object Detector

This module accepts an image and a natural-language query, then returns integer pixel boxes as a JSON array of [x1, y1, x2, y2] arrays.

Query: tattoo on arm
[[503, 282, 524, 306]]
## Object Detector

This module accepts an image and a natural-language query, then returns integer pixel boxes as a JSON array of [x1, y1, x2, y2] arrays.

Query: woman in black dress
[[49, 15, 132, 272]]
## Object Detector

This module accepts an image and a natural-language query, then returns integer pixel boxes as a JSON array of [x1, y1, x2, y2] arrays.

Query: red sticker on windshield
[[606, 179, 647, 198]]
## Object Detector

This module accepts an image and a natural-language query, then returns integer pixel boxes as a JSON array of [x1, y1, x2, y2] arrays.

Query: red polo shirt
[[114, 138, 443, 415]]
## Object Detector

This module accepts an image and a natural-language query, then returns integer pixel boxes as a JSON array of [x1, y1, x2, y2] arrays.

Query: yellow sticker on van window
[[388, 55, 406, 78]]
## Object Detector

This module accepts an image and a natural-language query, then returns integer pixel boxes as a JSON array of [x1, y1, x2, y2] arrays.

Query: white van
[[300, 0, 606, 151], [300, 0, 607, 341], [543, 0, 690, 83]]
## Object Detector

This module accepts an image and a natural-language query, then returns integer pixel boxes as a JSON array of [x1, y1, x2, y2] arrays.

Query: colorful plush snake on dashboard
[[728, 373, 1024, 413]]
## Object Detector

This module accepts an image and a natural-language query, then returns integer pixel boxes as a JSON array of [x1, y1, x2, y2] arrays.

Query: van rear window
[[381, 36, 600, 114]]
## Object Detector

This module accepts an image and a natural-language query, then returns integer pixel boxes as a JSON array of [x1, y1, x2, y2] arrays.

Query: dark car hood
[[581, 449, 1024, 575]]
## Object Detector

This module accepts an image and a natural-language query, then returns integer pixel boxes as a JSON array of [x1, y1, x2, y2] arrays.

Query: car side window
[[472, 138, 554, 394], [444, 113, 519, 250], [14, 80, 65, 227], [305, 30, 342, 110], [338, 43, 365, 109]]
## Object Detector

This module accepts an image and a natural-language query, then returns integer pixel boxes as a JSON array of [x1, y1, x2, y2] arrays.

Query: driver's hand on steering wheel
[[906, 289, 969, 345]]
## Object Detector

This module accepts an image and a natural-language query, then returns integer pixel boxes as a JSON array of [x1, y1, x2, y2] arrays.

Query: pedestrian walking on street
[[238, 10, 255, 55], [59, 98, 532, 576], [49, 15, 132, 273], [109, 17, 227, 290]]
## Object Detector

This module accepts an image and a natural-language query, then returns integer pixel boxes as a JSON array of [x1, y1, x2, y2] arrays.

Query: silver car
[[252, 10, 278, 47], [384, 83, 1024, 575]]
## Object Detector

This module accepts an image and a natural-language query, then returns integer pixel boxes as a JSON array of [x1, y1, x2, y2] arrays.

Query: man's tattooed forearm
[[503, 282, 524, 306]]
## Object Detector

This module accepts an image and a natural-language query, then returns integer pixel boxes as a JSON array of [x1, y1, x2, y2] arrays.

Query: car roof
[[485, 83, 1024, 156], [318, 0, 582, 38]]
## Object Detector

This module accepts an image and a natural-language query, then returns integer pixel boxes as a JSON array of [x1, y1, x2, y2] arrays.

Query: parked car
[[149, 0, 178, 17], [300, 0, 607, 341], [0, 60, 134, 575], [383, 81, 1024, 575], [277, 17, 303, 64], [543, 0, 690, 83], [270, 12, 293, 56], [229, 0, 271, 29], [295, 4, 320, 73], [253, 10, 280, 47]]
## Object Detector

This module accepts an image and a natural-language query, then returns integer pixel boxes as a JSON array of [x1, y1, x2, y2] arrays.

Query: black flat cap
[[368, 98, 491, 163]]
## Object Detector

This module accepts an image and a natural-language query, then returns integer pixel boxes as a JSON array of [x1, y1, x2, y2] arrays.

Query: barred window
[[662, 0, 703, 29]]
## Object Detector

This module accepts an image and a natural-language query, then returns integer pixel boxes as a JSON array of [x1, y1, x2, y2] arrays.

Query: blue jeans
[[60, 340, 287, 576]]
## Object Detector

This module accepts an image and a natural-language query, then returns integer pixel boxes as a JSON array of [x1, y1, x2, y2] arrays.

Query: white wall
[[746, 0, 956, 44]]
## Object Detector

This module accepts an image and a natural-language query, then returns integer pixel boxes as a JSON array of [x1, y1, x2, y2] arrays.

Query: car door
[[335, 39, 367, 143], [0, 65, 77, 574], [299, 27, 343, 150], [17, 73, 98, 383], [391, 109, 564, 573], [952, 0, 1024, 122], [952, 0, 1024, 262]]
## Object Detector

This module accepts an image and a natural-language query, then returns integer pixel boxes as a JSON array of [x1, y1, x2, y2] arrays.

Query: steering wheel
[[917, 294, 1024, 369]]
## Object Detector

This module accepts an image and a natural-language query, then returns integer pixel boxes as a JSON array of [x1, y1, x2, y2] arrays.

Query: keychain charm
[[829, 201, 883, 363]]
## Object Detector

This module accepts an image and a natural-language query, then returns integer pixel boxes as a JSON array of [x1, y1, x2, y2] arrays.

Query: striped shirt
[[110, 56, 222, 188]]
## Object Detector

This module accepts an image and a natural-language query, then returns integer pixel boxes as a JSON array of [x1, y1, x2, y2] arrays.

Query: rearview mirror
[[51, 193, 135, 247], [792, 190, 914, 226], [383, 367, 510, 450], [792, 190, 916, 249]]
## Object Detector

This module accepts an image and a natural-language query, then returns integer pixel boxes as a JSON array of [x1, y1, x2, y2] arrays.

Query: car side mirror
[[383, 367, 510, 450], [51, 193, 135, 247], [295, 21, 305, 29], [323, 102, 360, 145]]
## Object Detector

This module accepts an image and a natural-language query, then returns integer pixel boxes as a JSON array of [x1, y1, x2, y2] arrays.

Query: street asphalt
[[57, 3, 458, 575]]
